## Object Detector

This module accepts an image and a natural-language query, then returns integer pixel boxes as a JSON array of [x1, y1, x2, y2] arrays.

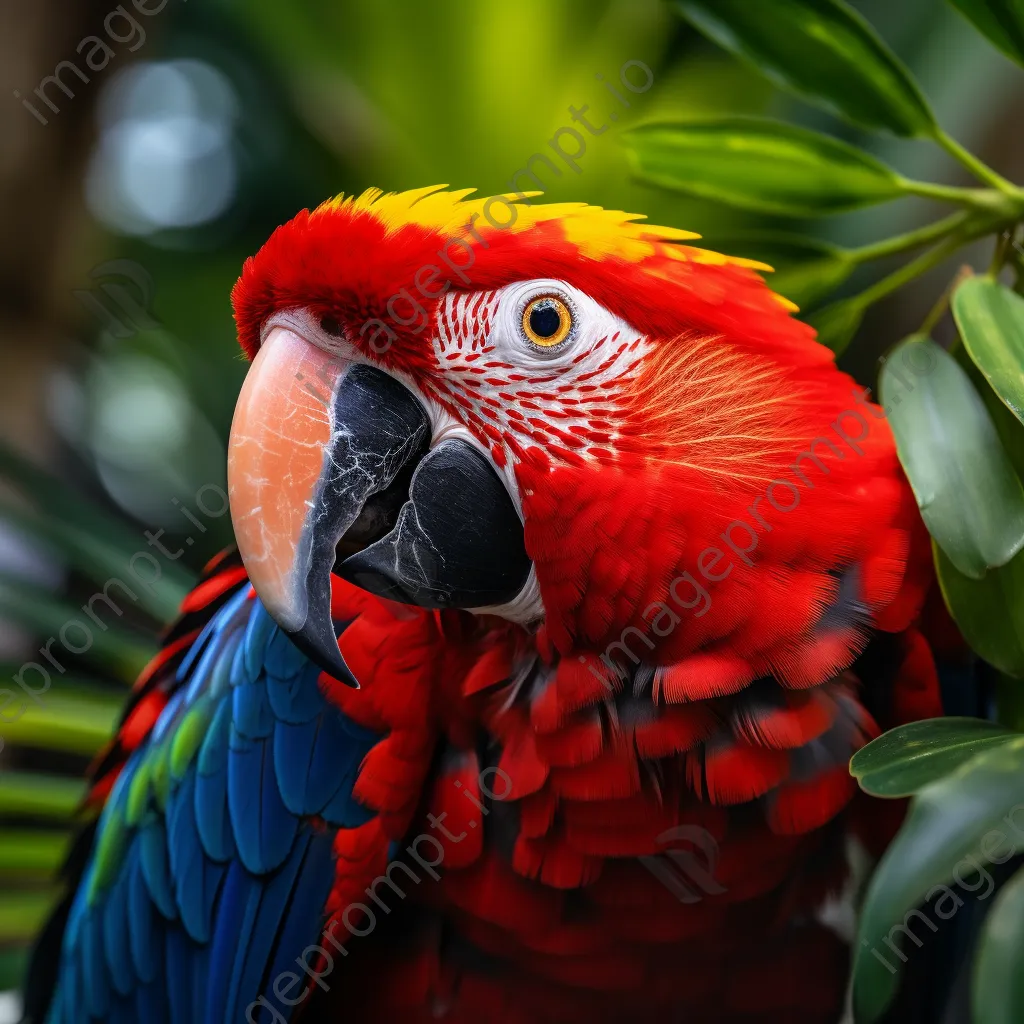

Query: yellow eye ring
[[521, 295, 573, 348]]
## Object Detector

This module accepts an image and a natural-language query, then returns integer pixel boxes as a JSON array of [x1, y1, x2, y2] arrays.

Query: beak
[[228, 326, 531, 682]]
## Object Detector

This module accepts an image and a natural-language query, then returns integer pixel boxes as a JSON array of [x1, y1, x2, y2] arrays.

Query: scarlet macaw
[[27, 187, 942, 1024]]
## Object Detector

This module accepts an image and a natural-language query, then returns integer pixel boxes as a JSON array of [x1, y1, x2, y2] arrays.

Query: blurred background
[[0, 0, 1021, 1017]]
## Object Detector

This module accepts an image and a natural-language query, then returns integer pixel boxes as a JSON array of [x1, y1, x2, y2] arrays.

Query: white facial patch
[[423, 279, 650, 466]]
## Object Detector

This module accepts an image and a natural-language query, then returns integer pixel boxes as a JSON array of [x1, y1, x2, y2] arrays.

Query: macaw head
[[229, 186, 905, 684]]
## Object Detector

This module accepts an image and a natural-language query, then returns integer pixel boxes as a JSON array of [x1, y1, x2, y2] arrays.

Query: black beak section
[[339, 439, 532, 608], [290, 365, 531, 680], [289, 364, 430, 683]]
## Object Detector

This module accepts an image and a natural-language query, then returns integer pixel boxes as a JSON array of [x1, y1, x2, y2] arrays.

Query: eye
[[521, 295, 573, 348]]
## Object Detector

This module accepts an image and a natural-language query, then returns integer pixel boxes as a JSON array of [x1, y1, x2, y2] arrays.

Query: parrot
[[24, 185, 943, 1024]]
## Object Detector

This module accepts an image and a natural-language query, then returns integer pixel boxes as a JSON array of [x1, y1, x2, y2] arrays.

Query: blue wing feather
[[46, 567, 386, 1023], [204, 858, 265, 1024], [231, 667, 276, 740], [195, 696, 236, 862], [139, 923, 169, 1024], [138, 818, 177, 921], [108, 995, 134, 1024], [259, 828, 339, 1021], [131, 954, 169, 1024], [164, 926, 195, 1024], [168, 770, 228, 943], [227, 726, 300, 875], [102, 868, 133, 996], [81, 906, 111, 1018], [273, 716, 322, 815], [127, 846, 158, 984], [189, 939, 212, 1023]]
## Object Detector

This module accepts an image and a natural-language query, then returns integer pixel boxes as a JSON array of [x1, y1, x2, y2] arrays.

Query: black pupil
[[529, 301, 562, 339], [320, 315, 343, 337]]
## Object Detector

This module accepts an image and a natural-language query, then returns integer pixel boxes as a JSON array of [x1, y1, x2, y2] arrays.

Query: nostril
[[320, 315, 344, 337]]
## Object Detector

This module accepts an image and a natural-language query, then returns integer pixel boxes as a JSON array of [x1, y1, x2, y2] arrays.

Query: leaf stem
[[850, 211, 971, 263], [854, 235, 969, 311], [1011, 243, 1024, 295], [919, 264, 973, 337], [850, 208, 1021, 321], [989, 231, 1013, 276], [935, 129, 1019, 195], [902, 181, 981, 205]]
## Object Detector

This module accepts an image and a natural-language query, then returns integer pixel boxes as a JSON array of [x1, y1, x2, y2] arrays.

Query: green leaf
[[0, 441, 196, 624], [0, 830, 70, 879], [0, 443, 143, 556], [0, 498, 193, 625], [622, 118, 907, 216], [996, 671, 1024, 730], [957, 343, 1024, 484], [0, 947, 28, 991], [853, 737, 1024, 1021], [851, 717, 1019, 797], [0, 680, 122, 757], [881, 335, 1024, 578], [936, 542, 1024, 677], [674, 0, 937, 137], [805, 297, 865, 355], [953, 275, 1024, 427], [0, 890, 58, 943], [972, 862, 1024, 1024], [948, 0, 1024, 69], [0, 772, 86, 820], [0, 576, 155, 680], [708, 233, 856, 309]]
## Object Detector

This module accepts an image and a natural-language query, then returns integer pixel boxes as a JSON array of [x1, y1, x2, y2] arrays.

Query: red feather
[[687, 740, 789, 804]]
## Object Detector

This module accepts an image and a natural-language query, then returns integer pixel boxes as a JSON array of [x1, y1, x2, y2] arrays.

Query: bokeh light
[[85, 59, 239, 236]]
